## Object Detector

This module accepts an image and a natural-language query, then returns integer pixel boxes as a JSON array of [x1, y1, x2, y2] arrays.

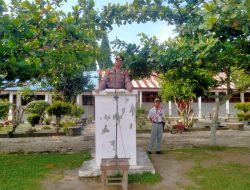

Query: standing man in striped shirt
[[147, 98, 164, 154]]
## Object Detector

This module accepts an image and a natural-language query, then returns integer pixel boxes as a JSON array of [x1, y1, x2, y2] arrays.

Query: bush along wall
[[234, 102, 250, 121]]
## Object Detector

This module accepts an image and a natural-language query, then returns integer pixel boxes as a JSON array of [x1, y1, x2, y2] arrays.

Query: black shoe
[[147, 151, 152, 154], [156, 151, 162, 154]]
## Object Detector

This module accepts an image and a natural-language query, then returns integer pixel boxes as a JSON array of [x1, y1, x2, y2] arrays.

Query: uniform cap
[[154, 98, 161, 102]]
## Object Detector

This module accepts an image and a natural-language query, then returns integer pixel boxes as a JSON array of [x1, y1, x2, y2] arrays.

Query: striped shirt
[[148, 107, 164, 123]]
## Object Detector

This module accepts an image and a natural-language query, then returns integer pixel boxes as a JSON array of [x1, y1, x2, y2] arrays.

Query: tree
[[98, 32, 113, 69], [100, 0, 250, 145], [46, 101, 72, 131], [11, 86, 35, 133], [0, 0, 101, 102], [188, 0, 250, 145], [111, 34, 156, 80], [157, 39, 216, 128]]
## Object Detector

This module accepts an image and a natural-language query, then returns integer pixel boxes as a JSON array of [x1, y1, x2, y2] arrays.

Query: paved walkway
[[0, 124, 95, 153], [1, 123, 250, 153]]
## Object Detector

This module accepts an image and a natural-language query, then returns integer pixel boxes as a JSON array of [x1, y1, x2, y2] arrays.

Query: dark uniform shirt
[[99, 68, 133, 91]]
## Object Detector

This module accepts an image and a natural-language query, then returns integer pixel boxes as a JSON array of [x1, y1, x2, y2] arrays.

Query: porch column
[[168, 101, 172, 117], [226, 99, 230, 115], [45, 94, 49, 102], [16, 93, 21, 107], [198, 96, 202, 119], [215, 92, 219, 103], [139, 91, 142, 108], [225, 91, 229, 116], [240, 92, 244, 102], [76, 94, 82, 106], [49, 94, 52, 104], [8, 93, 14, 120], [45, 93, 52, 104]]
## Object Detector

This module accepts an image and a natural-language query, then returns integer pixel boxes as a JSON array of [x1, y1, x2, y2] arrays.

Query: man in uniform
[[98, 55, 133, 92], [147, 98, 164, 154]]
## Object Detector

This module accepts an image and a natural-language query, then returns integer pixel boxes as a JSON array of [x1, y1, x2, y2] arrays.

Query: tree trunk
[[11, 102, 32, 133], [210, 101, 220, 145], [56, 116, 61, 132]]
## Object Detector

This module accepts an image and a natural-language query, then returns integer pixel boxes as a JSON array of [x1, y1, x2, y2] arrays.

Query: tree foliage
[[0, 0, 102, 101], [47, 101, 72, 130], [101, 0, 250, 143], [27, 114, 40, 127], [0, 100, 10, 120], [98, 32, 113, 69], [25, 100, 50, 122]]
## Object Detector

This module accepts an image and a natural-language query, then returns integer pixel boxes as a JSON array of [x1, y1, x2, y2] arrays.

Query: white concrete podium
[[94, 89, 137, 166]]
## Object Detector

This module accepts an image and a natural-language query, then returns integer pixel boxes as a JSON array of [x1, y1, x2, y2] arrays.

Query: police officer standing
[[98, 55, 133, 92]]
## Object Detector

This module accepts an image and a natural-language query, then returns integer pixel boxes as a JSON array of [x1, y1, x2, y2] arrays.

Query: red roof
[[212, 72, 235, 89], [99, 70, 236, 90], [131, 75, 160, 89]]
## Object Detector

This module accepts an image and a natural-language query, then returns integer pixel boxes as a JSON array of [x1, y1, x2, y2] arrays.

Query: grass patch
[[186, 162, 250, 190], [165, 146, 250, 190], [128, 172, 161, 184], [167, 146, 250, 161], [136, 122, 152, 131], [0, 152, 91, 190], [0, 125, 12, 133]]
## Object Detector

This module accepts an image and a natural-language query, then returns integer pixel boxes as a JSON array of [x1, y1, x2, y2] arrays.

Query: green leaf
[[208, 14, 220, 25], [242, 24, 249, 34], [203, 3, 211, 11], [21, 1, 33, 10]]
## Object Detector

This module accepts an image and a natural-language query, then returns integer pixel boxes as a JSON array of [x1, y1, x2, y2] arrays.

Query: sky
[[5, 0, 176, 45], [62, 0, 176, 45]]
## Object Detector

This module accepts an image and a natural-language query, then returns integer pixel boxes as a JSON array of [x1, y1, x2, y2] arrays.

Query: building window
[[21, 95, 45, 106], [245, 93, 250, 102], [34, 95, 45, 100], [0, 94, 9, 101], [201, 92, 215, 102], [230, 93, 240, 103], [83, 95, 94, 105], [142, 92, 158, 102]]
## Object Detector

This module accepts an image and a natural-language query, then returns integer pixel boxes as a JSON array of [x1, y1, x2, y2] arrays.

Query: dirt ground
[[42, 154, 196, 190], [41, 149, 250, 190], [1, 124, 250, 190]]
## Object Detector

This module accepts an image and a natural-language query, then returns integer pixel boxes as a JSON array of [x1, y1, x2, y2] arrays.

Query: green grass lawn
[[186, 162, 250, 190], [1, 146, 250, 190], [129, 172, 161, 184], [0, 152, 91, 190], [169, 146, 250, 190], [0, 125, 12, 133]]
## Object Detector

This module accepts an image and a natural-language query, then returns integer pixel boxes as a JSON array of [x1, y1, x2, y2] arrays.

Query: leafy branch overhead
[[0, 0, 103, 101]]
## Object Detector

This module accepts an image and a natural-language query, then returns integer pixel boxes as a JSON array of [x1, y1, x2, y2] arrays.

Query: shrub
[[136, 107, 148, 128], [46, 101, 72, 130], [0, 100, 11, 120], [70, 105, 84, 118], [27, 114, 40, 127], [234, 102, 250, 121], [62, 121, 76, 132], [237, 113, 250, 121], [234, 102, 250, 113], [44, 118, 51, 125], [25, 100, 50, 122]]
